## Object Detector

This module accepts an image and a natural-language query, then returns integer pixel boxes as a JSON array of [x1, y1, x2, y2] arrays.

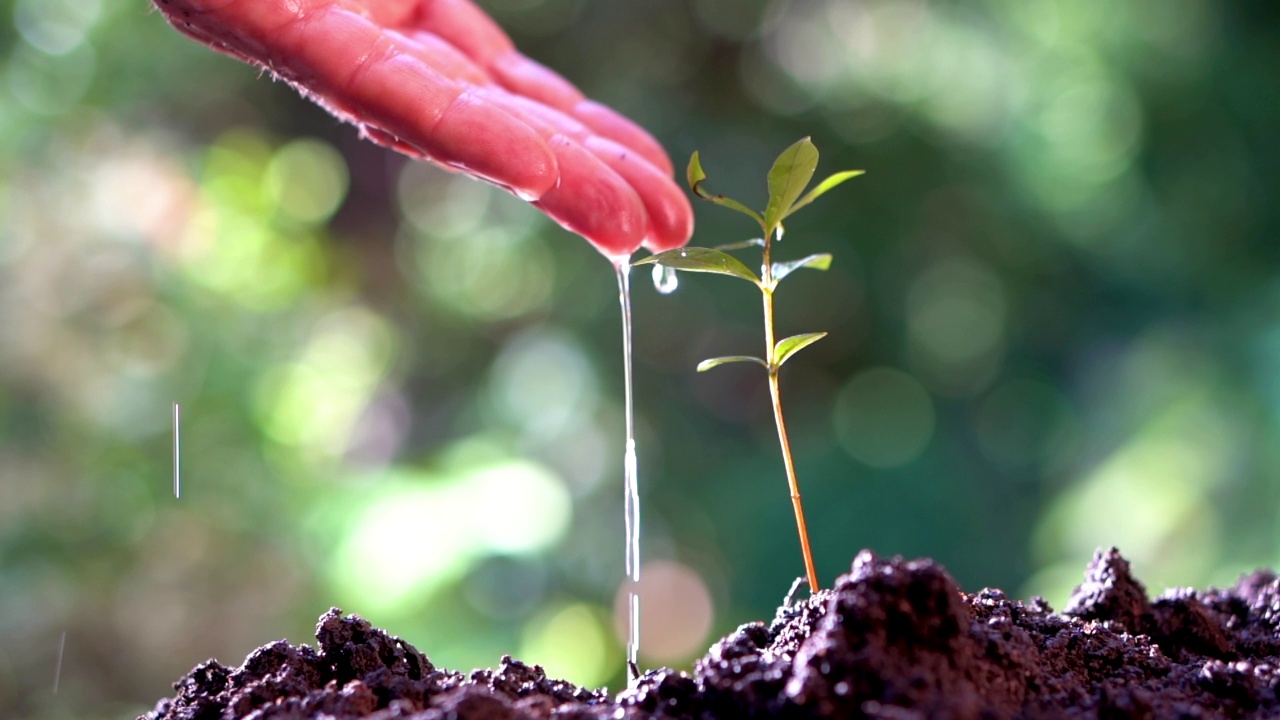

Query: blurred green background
[[3, 0, 1279, 717]]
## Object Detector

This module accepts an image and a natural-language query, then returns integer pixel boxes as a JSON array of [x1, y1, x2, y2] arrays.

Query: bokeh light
[[329, 456, 572, 613], [833, 367, 935, 468], [906, 256, 1006, 396], [614, 560, 715, 664], [254, 307, 395, 464], [519, 603, 614, 689], [264, 138, 350, 224]]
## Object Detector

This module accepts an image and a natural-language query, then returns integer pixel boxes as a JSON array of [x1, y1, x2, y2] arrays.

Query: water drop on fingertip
[[513, 186, 542, 202], [651, 264, 679, 295]]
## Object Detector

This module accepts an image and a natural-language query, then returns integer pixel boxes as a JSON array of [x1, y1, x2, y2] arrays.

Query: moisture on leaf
[[687, 151, 765, 227], [772, 253, 832, 283], [773, 332, 827, 367], [697, 356, 768, 372], [634, 247, 760, 285], [764, 137, 820, 230]]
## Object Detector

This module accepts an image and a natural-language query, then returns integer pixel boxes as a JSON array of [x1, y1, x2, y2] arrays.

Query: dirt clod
[[143, 548, 1280, 719]]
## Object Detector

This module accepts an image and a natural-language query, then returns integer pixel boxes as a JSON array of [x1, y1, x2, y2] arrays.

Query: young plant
[[635, 137, 862, 592]]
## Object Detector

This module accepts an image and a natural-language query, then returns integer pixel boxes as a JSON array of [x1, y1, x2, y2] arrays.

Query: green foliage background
[[2, 1, 1278, 717]]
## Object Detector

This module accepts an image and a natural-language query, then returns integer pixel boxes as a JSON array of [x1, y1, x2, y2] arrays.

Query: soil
[[142, 548, 1280, 719]]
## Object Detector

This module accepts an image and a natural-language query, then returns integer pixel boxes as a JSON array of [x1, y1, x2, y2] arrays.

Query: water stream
[[613, 259, 642, 680], [652, 263, 679, 295]]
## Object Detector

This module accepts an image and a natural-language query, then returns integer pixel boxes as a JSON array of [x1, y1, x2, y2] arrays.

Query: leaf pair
[[688, 137, 864, 235], [697, 332, 827, 373]]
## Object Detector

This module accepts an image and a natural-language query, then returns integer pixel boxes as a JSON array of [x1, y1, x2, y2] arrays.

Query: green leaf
[[784, 170, 865, 218], [687, 151, 765, 226], [772, 253, 832, 283], [764, 138, 819, 230], [773, 332, 827, 367], [633, 247, 760, 284], [713, 237, 765, 252], [697, 356, 768, 372]]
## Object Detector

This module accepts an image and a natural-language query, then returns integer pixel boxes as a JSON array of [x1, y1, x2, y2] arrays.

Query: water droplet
[[512, 187, 540, 202], [651, 264, 679, 295]]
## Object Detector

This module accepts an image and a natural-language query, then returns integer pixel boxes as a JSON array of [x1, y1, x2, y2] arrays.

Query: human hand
[[152, 0, 693, 257]]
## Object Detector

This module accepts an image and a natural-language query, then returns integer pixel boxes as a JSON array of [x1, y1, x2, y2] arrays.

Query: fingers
[[156, 0, 561, 199], [584, 138, 693, 252], [427, 90, 559, 198], [484, 50, 676, 177], [406, 0, 686, 236], [284, 5, 562, 198], [476, 89, 692, 252], [151, 0, 695, 255]]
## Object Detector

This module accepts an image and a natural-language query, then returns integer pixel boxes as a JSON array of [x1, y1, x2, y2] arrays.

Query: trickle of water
[[624, 438, 639, 582], [173, 403, 181, 499], [651, 263, 679, 295], [613, 259, 643, 678], [53, 631, 65, 694]]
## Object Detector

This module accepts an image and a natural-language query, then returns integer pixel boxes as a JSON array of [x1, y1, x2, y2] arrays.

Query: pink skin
[[151, 0, 692, 256]]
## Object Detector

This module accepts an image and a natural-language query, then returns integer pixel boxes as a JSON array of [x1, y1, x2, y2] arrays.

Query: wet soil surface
[[143, 548, 1280, 719]]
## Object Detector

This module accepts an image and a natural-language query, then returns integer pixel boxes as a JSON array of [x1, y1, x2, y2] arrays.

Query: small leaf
[[784, 170, 865, 218], [764, 138, 819, 230], [772, 253, 832, 283], [773, 332, 828, 367], [687, 151, 765, 226], [713, 237, 766, 252], [697, 356, 768, 372], [634, 247, 760, 284]]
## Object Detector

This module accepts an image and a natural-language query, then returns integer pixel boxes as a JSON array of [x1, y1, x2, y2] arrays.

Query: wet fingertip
[[534, 136, 648, 255], [638, 178, 692, 251], [429, 93, 559, 200], [641, 228, 692, 253], [640, 191, 694, 252], [583, 137, 693, 253]]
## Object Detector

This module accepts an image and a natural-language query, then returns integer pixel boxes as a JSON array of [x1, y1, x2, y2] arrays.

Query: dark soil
[[142, 548, 1280, 719]]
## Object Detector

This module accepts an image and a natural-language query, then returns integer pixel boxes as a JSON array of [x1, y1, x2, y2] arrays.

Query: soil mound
[[142, 548, 1280, 719]]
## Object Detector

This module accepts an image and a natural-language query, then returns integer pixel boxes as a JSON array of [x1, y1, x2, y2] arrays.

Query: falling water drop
[[613, 258, 643, 680], [53, 631, 65, 694], [651, 264, 679, 295], [173, 403, 181, 499]]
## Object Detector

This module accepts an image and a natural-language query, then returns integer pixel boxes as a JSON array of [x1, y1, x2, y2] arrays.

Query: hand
[[152, 0, 693, 257]]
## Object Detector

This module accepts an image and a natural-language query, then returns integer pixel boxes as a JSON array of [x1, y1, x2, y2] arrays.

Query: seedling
[[635, 138, 863, 592]]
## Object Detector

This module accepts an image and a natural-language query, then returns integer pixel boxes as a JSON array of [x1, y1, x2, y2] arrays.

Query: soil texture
[[142, 548, 1280, 719]]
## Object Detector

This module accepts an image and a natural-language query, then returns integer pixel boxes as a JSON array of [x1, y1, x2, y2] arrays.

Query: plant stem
[[762, 230, 821, 593]]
